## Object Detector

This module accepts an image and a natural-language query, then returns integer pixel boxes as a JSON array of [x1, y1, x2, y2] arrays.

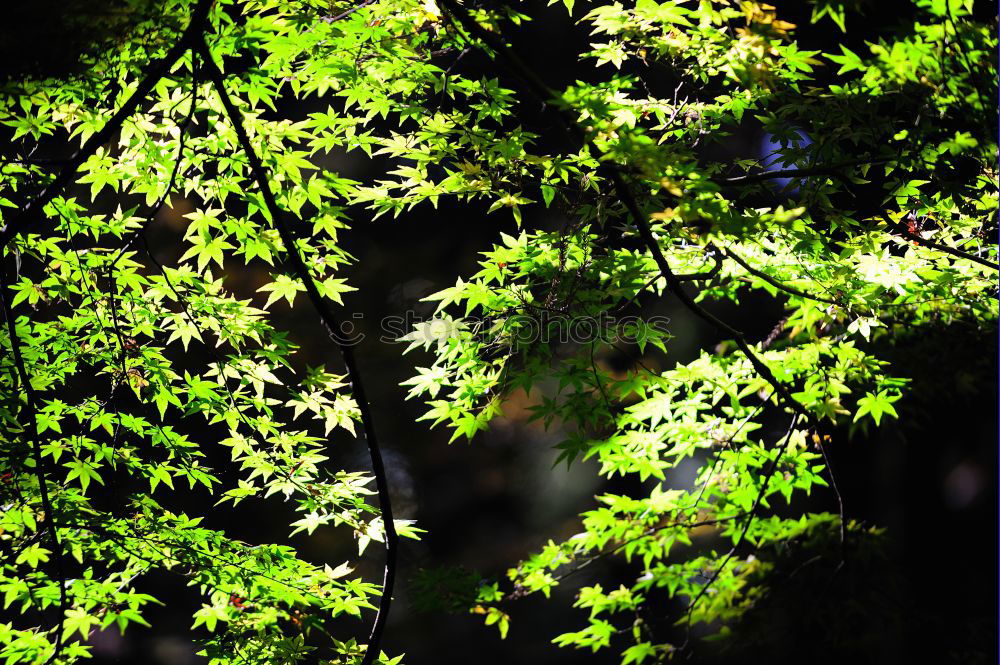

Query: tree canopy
[[0, 0, 995, 663]]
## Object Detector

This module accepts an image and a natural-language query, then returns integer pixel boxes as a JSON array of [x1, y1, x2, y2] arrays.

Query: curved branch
[[0, 267, 67, 663], [113, 59, 200, 266], [679, 415, 800, 648], [196, 39, 397, 665], [326, 0, 375, 23], [542, 514, 739, 591], [609, 171, 814, 424], [0, 0, 214, 251], [674, 248, 724, 282]]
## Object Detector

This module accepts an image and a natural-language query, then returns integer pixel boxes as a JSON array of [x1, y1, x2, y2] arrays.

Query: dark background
[[2, 1, 996, 663]]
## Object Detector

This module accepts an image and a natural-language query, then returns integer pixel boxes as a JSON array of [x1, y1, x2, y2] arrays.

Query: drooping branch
[[607, 169, 815, 425], [326, 0, 376, 23], [533, 514, 740, 593], [196, 38, 397, 665], [113, 57, 200, 266], [674, 247, 724, 282], [436, 11, 842, 631], [137, 232, 317, 495], [817, 173, 998, 273], [0, 0, 213, 251], [0, 266, 67, 663]]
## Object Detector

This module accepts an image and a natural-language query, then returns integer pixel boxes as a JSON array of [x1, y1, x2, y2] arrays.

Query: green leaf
[[258, 274, 306, 307]]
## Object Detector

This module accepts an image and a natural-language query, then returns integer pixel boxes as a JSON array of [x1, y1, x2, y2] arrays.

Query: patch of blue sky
[[758, 129, 813, 193]]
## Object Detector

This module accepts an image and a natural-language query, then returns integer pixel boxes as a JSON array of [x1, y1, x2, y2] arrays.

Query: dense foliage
[[0, 0, 995, 663]]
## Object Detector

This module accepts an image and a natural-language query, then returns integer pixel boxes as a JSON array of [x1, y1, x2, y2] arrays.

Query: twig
[[816, 437, 846, 551], [503, 514, 741, 602], [137, 233, 314, 494], [712, 158, 890, 185], [58, 519, 340, 605], [325, 0, 375, 24], [611, 170, 815, 424], [879, 210, 999, 271], [674, 248, 724, 282], [760, 315, 788, 351], [678, 415, 799, 650], [722, 245, 838, 305], [113, 57, 200, 266]]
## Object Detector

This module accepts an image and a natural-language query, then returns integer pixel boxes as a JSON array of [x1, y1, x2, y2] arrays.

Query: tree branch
[[679, 415, 799, 648], [712, 158, 890, 185], [113, 59, 200, 266], [608, 170, 815, 425], [0, 0, 213, 251], [325, 0, 375, 23], [674, 248, 724, 282], [721, 245, 838, 305], [197, 39, 397, 665], [0, 266, 67, 664], [879, 211, 999, 271]]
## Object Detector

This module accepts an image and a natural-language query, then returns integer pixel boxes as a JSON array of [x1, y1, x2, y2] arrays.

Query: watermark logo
[[327, 310, 671, 348]]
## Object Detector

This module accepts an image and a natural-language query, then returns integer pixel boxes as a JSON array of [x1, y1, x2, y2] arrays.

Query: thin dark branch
[[722, 245, 838, 305], [674, 248, 724, 282], [0, 0, 213, 251], [760, 315, 789, 350], [879, 211, 999, 271], [113, 57, 200, 266], [679, 415, 799, 649], [550, 514, 739, 588], [196, 39, 397, 665], [0, 266, 67, 663], [137, 232, 314, 493], [324, 0, 375, 24], [588, 341, 614, 420], [610, 171, 815, 425], [817, 437, 847, 550], [713, 158, 890, 185], [58, 519, 339, 604], [823, 169, 997, 273], [438, 0, 582, 143], [502, 513, 742, 602]]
